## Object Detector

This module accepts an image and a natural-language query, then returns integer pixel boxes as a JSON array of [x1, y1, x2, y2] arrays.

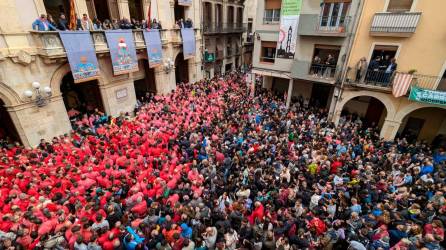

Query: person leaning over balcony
[[184, 18, 193, 28], [93, 18, 103, 30], [80, 13, 94, 31], [57, 13, 69, 30], [32, 14, 57, 31], [383, 58, 398, 86], [355, 57, 368, 83], [111, 19, 120, 29], [102, 19, 113, 30]]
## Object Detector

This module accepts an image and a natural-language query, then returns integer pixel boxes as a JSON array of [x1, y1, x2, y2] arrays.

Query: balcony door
[[43, 0, 70, 22], [319, 1, 350, 30]]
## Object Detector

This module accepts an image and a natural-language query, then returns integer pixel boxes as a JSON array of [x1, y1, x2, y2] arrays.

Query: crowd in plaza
[[32, 13, 194, 32], [0, 72, 446, 250]]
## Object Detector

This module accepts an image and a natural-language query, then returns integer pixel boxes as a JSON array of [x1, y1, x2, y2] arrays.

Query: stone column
[[0, 0, 30, 53], [262, 76, 272, 89], [33, 0, 47, 15], [98, 79, 137, 116], [74, 0, 90, 17], [380, 119, 402, 141], [117, 0, 131, 20], [8, 96, 71, 147], [211, 3, 216, 24], [286, 79, 293, 108]]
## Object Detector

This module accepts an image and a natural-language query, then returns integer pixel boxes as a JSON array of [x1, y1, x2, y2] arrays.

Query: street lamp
[[24, 82, 52, 107], [164, 58, 174, 73]]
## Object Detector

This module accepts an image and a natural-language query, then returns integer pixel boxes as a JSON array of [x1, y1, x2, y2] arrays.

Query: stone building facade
[[201, 0, 246, 78], [0, 0, 204, 147], [252, 0, 446, 144]]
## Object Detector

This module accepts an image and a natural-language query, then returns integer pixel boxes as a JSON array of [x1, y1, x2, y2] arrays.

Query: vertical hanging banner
[[178, 0, 192, 6], [276, 0, 302, 59], [181, 28, 196, 60], [59, 31, 100, 83], [104, 30, 139, 75], [143, 29, 163, 68]]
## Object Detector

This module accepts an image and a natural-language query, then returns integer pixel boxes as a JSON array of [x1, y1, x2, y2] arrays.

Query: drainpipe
[[329, 0, 364, 122]]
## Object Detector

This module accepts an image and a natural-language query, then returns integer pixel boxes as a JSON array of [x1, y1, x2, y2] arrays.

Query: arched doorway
[[397, 107, 446, 146], [175, 52, 189, 84], [134, 59, 157, 99], [43, 0, 70, 22], [341, 96, 387, 129], [174, 0, 185, 22], [60, 73, 104, 118], [0, 99, 21, 146], [129, 0, 144, 21]]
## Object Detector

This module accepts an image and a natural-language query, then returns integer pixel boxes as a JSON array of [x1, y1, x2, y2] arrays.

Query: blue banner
[[59, 31, 99, 83], [143, 29, 163, 68], [181, 28, 196, 60], [105, 30, 139, 75]]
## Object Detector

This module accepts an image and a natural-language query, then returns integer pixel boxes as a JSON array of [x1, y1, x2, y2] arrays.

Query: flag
[[146, 0, 151, 29], [68, 0, 77, 30], [392, 72, 414, 98]]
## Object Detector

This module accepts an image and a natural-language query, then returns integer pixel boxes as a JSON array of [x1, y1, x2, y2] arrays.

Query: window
[[319, 1, 351, 28], [264, 0, 281, 23], [364, 45, 399, 85], [387, 0, 413, 12], [310, 45, 341, 78], [260, 41, 277, 63]]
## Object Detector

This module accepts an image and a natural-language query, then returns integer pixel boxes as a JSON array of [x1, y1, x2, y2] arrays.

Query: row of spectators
[[32, 13, 193, 31]]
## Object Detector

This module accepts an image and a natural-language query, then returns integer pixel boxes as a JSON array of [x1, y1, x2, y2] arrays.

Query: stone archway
[[334, 90, 397, 125], [395, 105, 446, 144], [174, 52, 189, 84]]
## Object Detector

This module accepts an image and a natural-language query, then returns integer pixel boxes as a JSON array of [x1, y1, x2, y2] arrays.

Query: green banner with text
[[409, 86, 446, 106]]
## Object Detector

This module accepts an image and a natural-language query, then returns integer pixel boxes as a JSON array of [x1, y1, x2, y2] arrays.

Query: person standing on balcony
[[367, 56, 381, 83], [355, 57, 368, 83], [57, 13, 69, 30], [80, 14, 94, 31], [383, 58, 398, 86], [32, 14, 57, 31], [323, 54, 336, 78]]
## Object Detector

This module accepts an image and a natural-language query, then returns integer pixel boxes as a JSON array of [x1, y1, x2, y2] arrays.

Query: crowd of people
[[0, 72, 446, 250], [32, 13, 168, 32]]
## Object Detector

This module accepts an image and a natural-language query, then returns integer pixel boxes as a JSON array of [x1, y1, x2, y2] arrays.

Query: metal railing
[[348, 69, 446, 93], [316, 15, 351, 33], [260, 56, 275, 63], [202, 22, 246, 33], [308, 63, 339, 79], [370, 12, 422, 33], [263, 17, 280, 24], [291, 60, 341, 82]]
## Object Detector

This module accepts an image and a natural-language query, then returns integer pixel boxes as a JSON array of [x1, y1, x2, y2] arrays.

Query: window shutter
[[265, 0, 282, 10]]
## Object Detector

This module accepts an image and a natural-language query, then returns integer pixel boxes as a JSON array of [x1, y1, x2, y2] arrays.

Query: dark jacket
[[58, 19, 69, 30]]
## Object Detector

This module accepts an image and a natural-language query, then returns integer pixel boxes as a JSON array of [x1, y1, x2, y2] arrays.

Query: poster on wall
[[276, 0, 302, 59], [178, 0, 192, 6], [181, 28, 196, 60], [59, 31, 100, 83], [143, 29, 163, 68], [104, 30, 139, 75]]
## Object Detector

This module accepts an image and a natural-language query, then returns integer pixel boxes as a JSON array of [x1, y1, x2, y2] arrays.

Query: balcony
[[346, 69, 445, 92], [31, 29, 177, 59], [263, 17, 280, 24], [202, 23, 246, 34], [290, 60, 341, 84], [370, 12, 422, 37], [298, 14, 351, 37]]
